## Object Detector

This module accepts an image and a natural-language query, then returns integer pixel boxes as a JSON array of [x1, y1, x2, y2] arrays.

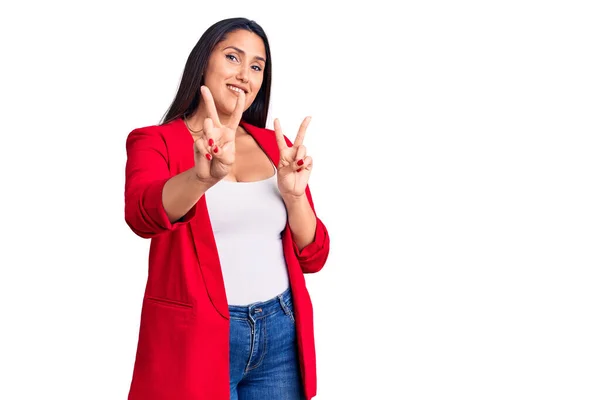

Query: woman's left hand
[[274, 116, 313, 199]]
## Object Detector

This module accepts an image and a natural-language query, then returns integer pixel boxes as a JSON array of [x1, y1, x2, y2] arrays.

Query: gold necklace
[[184, 117, 204, 134]]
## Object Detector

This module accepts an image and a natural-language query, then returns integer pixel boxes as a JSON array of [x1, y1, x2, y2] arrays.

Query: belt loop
[[278, 293, 286, 312]]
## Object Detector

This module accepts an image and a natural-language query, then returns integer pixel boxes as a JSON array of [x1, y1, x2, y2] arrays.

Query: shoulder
[[126, 118, 186, 146], [128, 118, 182, 137]]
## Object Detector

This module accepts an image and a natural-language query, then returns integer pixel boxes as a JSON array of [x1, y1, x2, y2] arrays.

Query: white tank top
[[205, 169, 290, 305]]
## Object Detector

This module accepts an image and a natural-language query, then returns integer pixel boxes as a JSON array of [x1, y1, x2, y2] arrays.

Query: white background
[[1, 1, 599, 399]]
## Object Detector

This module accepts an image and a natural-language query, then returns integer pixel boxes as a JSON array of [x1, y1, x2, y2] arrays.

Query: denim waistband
[[228, 287, 292, 320]]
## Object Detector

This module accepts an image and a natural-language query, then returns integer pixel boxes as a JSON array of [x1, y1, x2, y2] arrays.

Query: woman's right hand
[[193, 85, 246, 182]]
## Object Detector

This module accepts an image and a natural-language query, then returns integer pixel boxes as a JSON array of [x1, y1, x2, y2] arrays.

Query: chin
[[214, 101, 237, 118], [224, 97, 251, 115], [225, 98, 240, 115]]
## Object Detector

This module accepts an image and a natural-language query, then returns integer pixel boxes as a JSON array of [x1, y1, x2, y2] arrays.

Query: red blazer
[[124, 118, 330, 399]]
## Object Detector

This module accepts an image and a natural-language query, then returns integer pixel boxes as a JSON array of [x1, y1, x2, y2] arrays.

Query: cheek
[[253, 76, 264, 90], [248, 78, 263, 104]]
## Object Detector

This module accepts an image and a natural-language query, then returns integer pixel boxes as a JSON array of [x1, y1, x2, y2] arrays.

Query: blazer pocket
[[145, 296, 193, 310]]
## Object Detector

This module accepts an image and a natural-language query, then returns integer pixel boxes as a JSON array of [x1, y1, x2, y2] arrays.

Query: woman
[[124, 17, 330, 400]]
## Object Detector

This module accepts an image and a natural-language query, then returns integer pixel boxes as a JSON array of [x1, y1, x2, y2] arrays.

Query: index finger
[[273, 118, 289, 151], [226, 90, 246, 129], [200, 86, 221, 126], [293, 116, 311, 147]]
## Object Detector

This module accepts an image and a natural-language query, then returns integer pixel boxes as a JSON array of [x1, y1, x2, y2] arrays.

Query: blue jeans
[[228, 287, 306, 400]]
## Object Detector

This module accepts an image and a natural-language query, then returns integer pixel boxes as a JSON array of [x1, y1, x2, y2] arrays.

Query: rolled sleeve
[[292, 217, 330, 274], [124, 127, 196, 238]]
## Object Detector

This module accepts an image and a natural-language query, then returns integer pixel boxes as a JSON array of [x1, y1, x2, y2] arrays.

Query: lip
[[226, 84, 248, 94]]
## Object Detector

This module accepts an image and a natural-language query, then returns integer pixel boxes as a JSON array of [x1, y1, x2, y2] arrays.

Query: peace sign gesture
[[193, 85, 245, 182], [274, 116, 313, 199]]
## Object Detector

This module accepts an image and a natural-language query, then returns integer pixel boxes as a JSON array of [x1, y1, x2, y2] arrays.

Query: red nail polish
[[296, 168, 302, 172], [213, 146, 218, 153], [208, 138, 214, 146], [297, 159, 304, 166], [205, 153, 212, 160]]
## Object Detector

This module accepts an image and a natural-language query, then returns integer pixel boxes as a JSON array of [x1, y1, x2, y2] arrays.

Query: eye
[[252, 65, 262, 72], [226, 54, 239, 62]]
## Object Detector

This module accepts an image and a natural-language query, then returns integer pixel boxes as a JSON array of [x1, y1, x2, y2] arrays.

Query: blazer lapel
[[241, 121, 281, 167]]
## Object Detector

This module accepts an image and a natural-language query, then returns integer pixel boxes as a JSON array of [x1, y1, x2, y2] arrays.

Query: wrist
[[191, 169, 219, 189], [282, 192, 308, 206]]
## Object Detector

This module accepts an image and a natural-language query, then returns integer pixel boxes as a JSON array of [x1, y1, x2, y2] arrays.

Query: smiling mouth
[[227, 84, 247, 94]]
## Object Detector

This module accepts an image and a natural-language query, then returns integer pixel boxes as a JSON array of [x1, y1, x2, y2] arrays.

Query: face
[[203, 29, 266, 118]]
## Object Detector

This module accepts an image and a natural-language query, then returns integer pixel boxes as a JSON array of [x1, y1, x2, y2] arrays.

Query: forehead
[[216, 29, 266, 59]]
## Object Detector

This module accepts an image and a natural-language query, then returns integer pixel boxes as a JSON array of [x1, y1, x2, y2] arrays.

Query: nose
[[236, 65, 249, 84]]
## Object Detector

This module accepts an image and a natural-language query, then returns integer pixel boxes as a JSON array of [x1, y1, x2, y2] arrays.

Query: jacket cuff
[[293, 217, 327, 260]]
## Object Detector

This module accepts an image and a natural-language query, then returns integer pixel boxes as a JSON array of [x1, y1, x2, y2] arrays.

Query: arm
[[282, 193, 316, 250], [162, 169, 214, 223], [272, 119, 330, 273], [124, 127, 214, 238], [285, 185, 330, 274]]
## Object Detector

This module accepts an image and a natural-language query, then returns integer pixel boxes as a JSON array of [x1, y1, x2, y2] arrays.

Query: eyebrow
[[223, 46, 266, 63]]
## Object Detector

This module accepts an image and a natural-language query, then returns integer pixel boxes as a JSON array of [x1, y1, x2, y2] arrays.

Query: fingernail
[[205, 153, 212, 160], [297, 159, 304, 166], [213, 146, 218, 153], [296, 168, 302, 172], [208, 138, 214, 146]]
